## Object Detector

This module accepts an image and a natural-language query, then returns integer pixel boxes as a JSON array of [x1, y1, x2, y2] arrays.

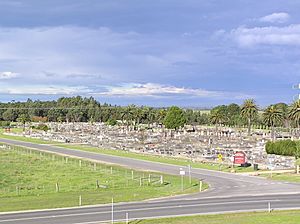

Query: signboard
[[217, 154, 223, 160], [234, 151, 246, 164], [179, 168, 185, 175]]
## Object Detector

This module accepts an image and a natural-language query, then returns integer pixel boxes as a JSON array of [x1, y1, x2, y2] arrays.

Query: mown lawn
[[0, 128, 58, 144], [124, 210, 300, 224], [0, 145, 204, 212], [54, 143, 254, 173], [260, 173, 300, 182]]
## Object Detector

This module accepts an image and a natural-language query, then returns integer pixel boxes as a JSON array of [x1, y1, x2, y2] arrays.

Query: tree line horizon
[[0, 96, 299, 134]]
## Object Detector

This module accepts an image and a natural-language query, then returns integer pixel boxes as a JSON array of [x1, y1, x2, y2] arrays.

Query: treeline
[[0, 97, 299, 132], [0, 97, 207, 126]]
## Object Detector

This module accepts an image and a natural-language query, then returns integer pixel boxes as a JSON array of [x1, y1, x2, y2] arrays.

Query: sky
[[0, 0, 300, 107]]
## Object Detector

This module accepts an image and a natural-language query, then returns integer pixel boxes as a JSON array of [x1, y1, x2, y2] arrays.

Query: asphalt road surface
[[1, 138, 300, 223]]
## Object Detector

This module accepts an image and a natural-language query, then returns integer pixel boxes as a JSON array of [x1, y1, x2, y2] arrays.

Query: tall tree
[[17, 113, 31, 131], [263, 105, 283, 141], [164, 106, 187, 130], [241, 99, 258, 136], [288, 100, 300, 128], [210, 109, 226, 132]]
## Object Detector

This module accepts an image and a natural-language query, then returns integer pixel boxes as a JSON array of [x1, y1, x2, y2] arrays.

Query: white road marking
[[0, 199, 281, 223]]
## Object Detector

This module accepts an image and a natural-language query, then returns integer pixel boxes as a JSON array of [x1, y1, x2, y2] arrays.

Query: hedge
[[266, 140, 300, 158]]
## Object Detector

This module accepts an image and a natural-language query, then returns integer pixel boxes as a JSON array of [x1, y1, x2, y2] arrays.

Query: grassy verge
[[54, 144, 254, 173], [0, 128, 254, 173], [0, 128, 59, 144], [0, 145, 204, 212], [120, 210, 300, 224], [259, 173, 300, 182]]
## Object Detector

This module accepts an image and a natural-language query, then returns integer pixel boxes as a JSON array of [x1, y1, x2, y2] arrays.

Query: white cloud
[[0, 71, 18, 79], [231, 24, 300, 47], [97, 83, 252, 99], [259, 12, 290, 24], [0, 85, 91, 95]]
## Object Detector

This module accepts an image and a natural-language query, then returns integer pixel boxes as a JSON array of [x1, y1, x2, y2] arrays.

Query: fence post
[[56, 182, 59, 192]]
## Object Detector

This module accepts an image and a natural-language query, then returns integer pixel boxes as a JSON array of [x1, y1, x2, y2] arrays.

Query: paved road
[[1, 138, 300, 223]]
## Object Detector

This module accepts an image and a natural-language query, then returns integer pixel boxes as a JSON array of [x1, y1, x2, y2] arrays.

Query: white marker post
[[188, 164, 191, 184], [126, 212, 129, 224], [179, 168, 185, 192], [111, 197, 114, 224], [268, 202, 271, 213], [199, 180, 203, 192]]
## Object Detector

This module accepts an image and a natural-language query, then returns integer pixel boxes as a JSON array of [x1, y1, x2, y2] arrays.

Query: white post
[[79, 195, 82, 206], [188, 164, 192, 184], [160, 175, 163, 184], [199, 180, 203, 192], [131, 170, 134, 180], [111, 197, 114, 224], [268, 202, 271, 213], [181, 175, 184, 191], [126, 212, 129, 224], [79, 160, 82, 167]]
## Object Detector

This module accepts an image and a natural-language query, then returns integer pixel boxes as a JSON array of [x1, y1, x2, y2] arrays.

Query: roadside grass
[[121, 210, 300, 224], [0, 128, 59, 144], [0, 146, 204, 212], [259, 173, 300, 183], [53, 144, 254, 173], [0, 128, 254, 173]]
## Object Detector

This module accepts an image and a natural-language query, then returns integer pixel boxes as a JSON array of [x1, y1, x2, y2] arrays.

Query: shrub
[[32, 123, 49, 132], [0, 121, 10, 127], [266, 140, 299, 158], [106, 118, 117, 126]]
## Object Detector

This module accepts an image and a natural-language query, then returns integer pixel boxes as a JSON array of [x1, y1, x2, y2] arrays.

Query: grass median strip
[[0, 144, 205, 212]]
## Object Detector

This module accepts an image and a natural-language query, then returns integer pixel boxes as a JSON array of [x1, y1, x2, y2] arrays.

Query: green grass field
[[0, 145, 204, 212], [260, 173, 300, 182], [122, 210, 300, 224], [0, 128, 59, 144]]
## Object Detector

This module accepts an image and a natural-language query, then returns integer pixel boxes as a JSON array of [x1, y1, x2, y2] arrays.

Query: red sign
[[234, 151, 246, 164]]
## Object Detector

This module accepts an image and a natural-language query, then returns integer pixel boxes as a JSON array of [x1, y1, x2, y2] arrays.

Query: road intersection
[[1, 138, 300, 223]]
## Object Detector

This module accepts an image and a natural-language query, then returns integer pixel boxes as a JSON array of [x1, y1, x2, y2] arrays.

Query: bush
[[0, 121, 10, 127], [32, 123, 49, 132], [266, 140, 299, 158], [106, 118, 117, 126]]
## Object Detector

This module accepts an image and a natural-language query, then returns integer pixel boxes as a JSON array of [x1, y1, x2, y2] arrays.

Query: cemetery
[[3, 122, 298, 170]]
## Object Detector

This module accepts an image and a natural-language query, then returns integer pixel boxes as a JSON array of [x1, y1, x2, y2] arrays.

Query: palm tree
[[263, 105, 283, 141], [288, 99, 300, 128], [210, 110, 226, 133], [241, 99, 258, 136]]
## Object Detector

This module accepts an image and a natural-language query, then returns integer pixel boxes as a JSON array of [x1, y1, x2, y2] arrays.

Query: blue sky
[[0, 0, 299, 107]]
